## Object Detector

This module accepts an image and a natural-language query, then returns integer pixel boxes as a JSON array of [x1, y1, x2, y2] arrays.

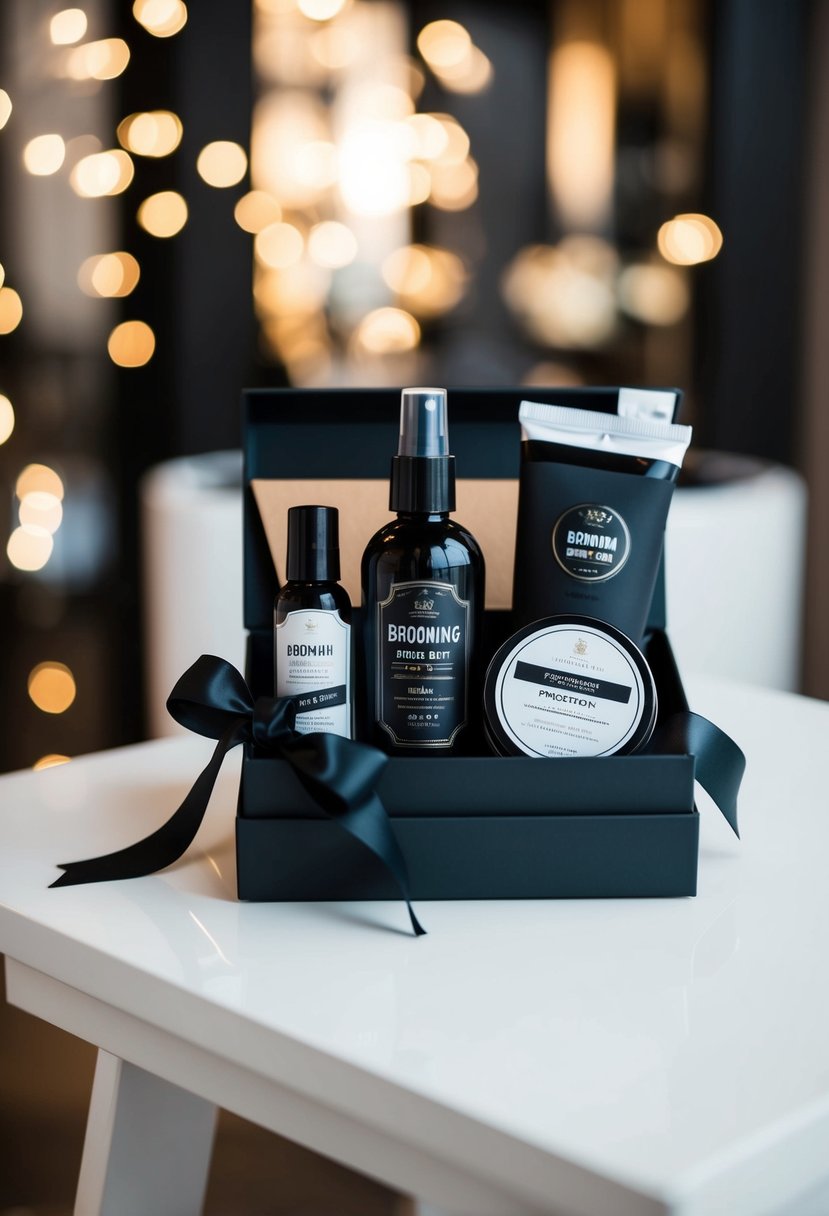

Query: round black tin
[[483, 615, 657, 758]]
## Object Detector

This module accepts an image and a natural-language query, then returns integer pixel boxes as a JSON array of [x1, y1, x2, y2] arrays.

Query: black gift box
[[237, 387, 701, 900]]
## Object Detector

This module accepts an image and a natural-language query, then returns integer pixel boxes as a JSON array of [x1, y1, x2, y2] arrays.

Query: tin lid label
[[484, 616, 656, 758]]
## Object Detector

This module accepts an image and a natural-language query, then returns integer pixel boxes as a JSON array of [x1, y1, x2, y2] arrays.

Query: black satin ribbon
[[50, 656, 426, 937], [647, 710, 745, 837]]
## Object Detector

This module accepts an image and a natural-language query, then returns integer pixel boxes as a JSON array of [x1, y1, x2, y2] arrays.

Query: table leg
[[74, 1048, 217, 1216]]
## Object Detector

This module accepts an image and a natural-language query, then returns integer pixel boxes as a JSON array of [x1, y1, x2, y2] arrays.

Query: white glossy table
[[1, 677, 828, 1216]]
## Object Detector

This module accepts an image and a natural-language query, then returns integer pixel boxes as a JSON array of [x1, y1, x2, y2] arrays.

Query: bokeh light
[[50, 9, 88, 45], [108, 321, 156, 367], [16, 465, 65, 501], [196, 141, 248, 188], [28, 662, 77, 714], [137, 191, 188, 237], [297, 0, 348, 19], [310, 25, 360, 70], [7, 527, 53, 572], [433, 46, 492, 94], [254, 264, 330, 318], [19, 492, 64, 534], [406, 113, 449, 160], [78, 251, 141, 298], [548, 41, 616, 231], [23, 134, 66, 176], [338, 125, 411, 217], [428, 157, 478, 210], [255, 222, 304, 269], [0, 91, 12, 130], [0, 395, 15, 445], [307, 221, 357, 269], [117, 111, 183, 157], [0, 287, 23, 334], [70, 150, 134, 196], [658, 213, 723, 265], [234, 190, 281, 233], [133, 0, 188, 38], [355, 307, 420, 354], [618, 263, 690, 325], [33, 754, 72, 770], [502, 240, 618, 349], [66, 38, 131, 80], [382, 244, 466, 317], [417, 20, 472, 71]]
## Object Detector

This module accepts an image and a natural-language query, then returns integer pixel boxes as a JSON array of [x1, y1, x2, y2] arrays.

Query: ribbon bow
[[51, 656, 425, 937]]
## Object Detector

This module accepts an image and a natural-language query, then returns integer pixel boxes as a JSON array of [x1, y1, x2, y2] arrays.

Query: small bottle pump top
[[285, 504, 340, 582]]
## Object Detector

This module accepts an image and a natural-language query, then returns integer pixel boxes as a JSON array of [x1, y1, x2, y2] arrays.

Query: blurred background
[[1, 0, 828, 1211]]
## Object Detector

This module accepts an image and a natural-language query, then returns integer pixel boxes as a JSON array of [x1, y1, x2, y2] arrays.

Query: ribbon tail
[[335, 795, 426, 937], [51, 721, 246, 887], [648, 710, 745, 837]]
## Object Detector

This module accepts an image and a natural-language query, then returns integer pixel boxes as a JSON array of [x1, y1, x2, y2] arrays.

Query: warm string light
[[19, 492, 63, 534], [108, 321, 156, 367], [16, 465, 65, 501], [0, 395, 14, 444], [234, 190, 281, 233], [70, 149, 134, 196], [658, 214, 723, 265], [416, 20, 493, 95], [0, 90, 12, 129], [7, 529, 54, 572], [50, 9, 88, 45], [197, 141, 248, 187], [78, 252, 141, 298], [137, 191, 188, 237], [23, 134, 66, 176], [133, 0, 188, 38], [247, 0, 487, 379], [65, 38, 131, 81], [28, 663, 77, 714], [0, 287, 23, 334], [6, 467, 65, 573], [117, 110, 183, 157]]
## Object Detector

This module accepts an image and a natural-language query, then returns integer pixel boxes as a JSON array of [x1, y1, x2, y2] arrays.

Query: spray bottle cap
[[390, 387, 455, 514], [398, 388, 449, 457]]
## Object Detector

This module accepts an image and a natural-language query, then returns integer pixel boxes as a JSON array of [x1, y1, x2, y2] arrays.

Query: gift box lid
[[242, 386, 682, 633]]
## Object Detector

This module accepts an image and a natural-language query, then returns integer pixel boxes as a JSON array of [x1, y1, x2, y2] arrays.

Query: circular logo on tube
[[552, 503, 631, 582]]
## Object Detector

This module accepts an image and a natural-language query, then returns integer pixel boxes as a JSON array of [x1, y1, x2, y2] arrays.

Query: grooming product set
[[274, 387, 691, 759]]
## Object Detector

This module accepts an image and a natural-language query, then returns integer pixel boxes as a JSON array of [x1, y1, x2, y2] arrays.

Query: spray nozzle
[[397, 387, 449, 458]]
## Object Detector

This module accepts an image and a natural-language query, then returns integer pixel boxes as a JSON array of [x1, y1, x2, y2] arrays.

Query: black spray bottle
[[360, 388, 484, 755], [274, 505, 352, 738]]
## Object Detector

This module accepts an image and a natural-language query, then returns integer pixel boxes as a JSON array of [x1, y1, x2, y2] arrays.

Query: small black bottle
[[361, 388, 485, 755], [274, 505, 352, 738]]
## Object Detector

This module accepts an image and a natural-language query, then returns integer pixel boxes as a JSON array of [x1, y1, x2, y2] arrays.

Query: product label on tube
[[552, 503, 631, 582]]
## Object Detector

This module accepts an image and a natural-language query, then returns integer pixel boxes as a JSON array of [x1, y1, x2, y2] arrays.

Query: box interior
[[243, 386, 681, 632]]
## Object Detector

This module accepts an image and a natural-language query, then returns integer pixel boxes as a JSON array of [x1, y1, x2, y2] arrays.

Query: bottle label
[[377, 580, 470, 748], [275, 609, 351, 738]]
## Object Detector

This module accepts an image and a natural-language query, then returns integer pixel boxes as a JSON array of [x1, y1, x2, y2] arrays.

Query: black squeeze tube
[[512, 441, 682, 644]]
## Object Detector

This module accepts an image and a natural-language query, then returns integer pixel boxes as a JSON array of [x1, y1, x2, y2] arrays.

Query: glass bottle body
[[361, 513, 484, 756]]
